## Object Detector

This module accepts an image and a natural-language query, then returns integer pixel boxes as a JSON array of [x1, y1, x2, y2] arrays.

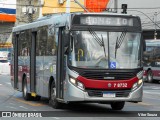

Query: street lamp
[[154, 12, 157, 39]]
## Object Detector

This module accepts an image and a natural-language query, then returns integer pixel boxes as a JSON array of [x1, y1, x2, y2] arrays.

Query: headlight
[[132, 71, 143, 91], [132, 79, 143, 91], [69, 77, 85, 90], [70, 78, 76, 84], [138, 79, 143, 85]]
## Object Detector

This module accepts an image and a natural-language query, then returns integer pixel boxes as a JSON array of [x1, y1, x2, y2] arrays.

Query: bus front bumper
[[65, 83, 143, 102]]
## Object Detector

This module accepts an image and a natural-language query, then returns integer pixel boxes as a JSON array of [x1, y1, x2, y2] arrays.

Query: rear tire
[[147, 70, 153, 83], [111, 101, 125, 110], [49, 81, 62, 109], [22, 77, 32, 100]]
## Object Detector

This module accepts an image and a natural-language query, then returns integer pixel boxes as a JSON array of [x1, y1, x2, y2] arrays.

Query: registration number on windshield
[[114, 83, 128, 88]]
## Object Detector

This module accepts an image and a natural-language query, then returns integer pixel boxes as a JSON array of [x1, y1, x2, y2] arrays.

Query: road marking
[[143, 96, 160, 100], [144, 91, 160, 95], [6, 82, 11, 85], [137, 102, 152, 106], [152, 87, 160, 90], [14, 98, 45, 107], [6, 106, 17, 110], [0, 84, 2, 86], [52, 117, 60, 119], [9, 103, 15, 105], [19, 106, 28, 109]]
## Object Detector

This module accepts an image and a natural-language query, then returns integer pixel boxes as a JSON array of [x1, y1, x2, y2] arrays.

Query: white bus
[[143, 39, 160, 82], [11, 12, 144, 110]]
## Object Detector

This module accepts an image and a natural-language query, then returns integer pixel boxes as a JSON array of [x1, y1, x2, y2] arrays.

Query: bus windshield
[[68, 31, 141, 69], [143, 40, 160, 66]]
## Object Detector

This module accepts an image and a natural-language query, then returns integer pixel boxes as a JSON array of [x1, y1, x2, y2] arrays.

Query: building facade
[[0, 0, 16, 52], [16, 0, 41, 25], [42, 0, 84, 15]]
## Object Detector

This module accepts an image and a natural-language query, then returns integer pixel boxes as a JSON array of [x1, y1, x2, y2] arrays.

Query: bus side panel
[[35, 27, 49, 97], [35, 56, 44, 96]]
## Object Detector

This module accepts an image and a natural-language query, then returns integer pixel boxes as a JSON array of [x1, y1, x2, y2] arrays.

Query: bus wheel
[[110, 101, 125, 110], [22, 78, 32, 100], [147, 70, 153, 83], [49, 82, 62, 109]]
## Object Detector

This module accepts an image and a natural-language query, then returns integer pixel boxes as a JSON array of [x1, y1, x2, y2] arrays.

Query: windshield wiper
[[115, 31, 126, 58], [88, 28, 107, 58], [88, 28, 104, 47]]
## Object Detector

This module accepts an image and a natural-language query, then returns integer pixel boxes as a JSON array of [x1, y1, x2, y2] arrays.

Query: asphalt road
[[0, 74, 159, 120]]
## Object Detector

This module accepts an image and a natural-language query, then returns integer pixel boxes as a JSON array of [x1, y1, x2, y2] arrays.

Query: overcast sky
[[108, 0, 160, 29]]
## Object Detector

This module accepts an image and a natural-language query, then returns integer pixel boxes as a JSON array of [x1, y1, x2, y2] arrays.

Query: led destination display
[[80, 16, 134, 26]]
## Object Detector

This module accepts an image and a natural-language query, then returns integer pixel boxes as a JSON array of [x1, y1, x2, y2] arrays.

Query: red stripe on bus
[[77, 76, 139, 90]]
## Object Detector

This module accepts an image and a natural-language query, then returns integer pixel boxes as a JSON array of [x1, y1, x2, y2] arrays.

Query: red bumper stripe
[[77, 76, 139, 90]]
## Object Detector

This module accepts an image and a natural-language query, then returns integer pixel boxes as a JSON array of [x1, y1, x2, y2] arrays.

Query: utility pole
[[154, 12, 157, 39], [114, 0, 118, 13], [27, 0, 33, 23], [74, 0, 89, 12], [39, 0, 44, 18]]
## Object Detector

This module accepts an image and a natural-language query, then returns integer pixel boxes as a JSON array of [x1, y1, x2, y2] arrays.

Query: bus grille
[[86, 89, 131, 97], [80, 71, 135, 80]]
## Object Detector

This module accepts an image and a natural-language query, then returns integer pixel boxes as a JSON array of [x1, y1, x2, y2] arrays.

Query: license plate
[[103, 92, 115, 98]]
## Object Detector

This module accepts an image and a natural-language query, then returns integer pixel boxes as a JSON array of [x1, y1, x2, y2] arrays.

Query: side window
[[18, 32, 24, 56], [36, 27, 47, 56], [18, 31, 31, 56], [47, 26, 56, 55], [36, 26, 56, 56], [25, 30, 31, 56], [155, 62, 160, 67], [150, 61, 155, 67]]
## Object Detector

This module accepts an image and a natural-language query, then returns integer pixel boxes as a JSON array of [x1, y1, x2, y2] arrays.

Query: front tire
[[110, 101, 125, 110], [147, 70, 153, 83], [49, 81, 62, 109]]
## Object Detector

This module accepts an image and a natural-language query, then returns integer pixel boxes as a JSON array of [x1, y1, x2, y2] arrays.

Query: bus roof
[[12, 13, 72, 32], [12, 12, 140, 33]]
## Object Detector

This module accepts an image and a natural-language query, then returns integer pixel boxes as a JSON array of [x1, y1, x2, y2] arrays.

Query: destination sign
[[80, 16, 134, 26]]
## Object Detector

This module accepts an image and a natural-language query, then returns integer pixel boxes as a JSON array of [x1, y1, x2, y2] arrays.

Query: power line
[[128, 10, 160, 29], [1, 3, 160, 10]]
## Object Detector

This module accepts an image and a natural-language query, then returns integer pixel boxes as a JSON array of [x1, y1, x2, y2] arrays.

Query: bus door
[[30, 32, 37, 93], [56, 27, 65, 99], [13, 34, 19, 89]]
